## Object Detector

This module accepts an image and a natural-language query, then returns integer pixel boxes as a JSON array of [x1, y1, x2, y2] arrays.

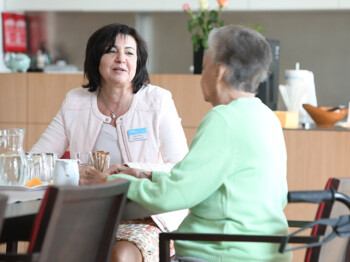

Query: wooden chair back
[[29, 179, 129, 262], [0, 193, 8, 236]]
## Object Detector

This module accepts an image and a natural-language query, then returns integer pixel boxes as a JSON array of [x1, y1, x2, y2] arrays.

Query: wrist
[[138, 171, 152, 180], [102, 172, 109, 182]]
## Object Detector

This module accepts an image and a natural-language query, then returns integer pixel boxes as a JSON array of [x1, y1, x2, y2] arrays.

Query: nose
[[115, 51, 126, 63]]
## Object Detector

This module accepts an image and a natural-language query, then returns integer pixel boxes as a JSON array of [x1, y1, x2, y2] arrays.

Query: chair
[[0, 194, 8, 236], [159, 178, 350, 262], [305, 177, 350, 262], [0, 179, 129, 262]]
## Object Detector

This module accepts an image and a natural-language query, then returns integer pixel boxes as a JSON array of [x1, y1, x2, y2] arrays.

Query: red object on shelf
[[27, 14, 47, 54], [2, 12, 27, 53]]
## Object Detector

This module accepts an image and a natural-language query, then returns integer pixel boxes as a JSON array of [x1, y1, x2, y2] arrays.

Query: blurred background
[[1, 1, 350, 109]]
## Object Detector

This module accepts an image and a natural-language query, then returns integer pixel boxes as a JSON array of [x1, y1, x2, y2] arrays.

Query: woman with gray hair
[[81, 25, 292, 262]]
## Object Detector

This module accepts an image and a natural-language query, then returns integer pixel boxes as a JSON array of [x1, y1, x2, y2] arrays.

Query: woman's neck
[[98, 85, 134, 119], [211, 83, 255, 107]]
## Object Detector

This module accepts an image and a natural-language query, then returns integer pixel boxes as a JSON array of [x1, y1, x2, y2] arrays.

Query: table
[[4, 199, 155, 221]]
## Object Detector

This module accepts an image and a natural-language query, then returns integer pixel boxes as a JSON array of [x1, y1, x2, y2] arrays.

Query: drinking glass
[[25, 152, 50, 184], [46, 153, 58, 183], [74, 152, 92, 167]]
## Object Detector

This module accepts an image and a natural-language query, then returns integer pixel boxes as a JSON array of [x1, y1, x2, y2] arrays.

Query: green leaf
[[209, 10, 218, 21], [198, 16, 204, 27], [191, 34, 200, 44]]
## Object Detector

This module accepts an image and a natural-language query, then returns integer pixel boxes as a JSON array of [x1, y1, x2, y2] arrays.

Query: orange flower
[[217, 0, 228, 7]]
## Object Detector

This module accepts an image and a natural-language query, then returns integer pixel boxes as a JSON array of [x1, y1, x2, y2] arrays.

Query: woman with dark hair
[[31, 23, 189, 262], [81, 25, 292, 262], [31, 22, 188, 171]]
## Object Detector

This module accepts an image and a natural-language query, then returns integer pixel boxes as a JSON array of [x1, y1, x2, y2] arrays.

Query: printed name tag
[[127, 128, 147, 142]]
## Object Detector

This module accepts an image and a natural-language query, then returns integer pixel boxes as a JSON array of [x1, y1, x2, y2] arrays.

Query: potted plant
[[183, 0, 228, 74]]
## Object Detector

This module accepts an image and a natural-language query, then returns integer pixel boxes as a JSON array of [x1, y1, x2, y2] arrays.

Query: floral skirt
[[116, 217, 175, 262]]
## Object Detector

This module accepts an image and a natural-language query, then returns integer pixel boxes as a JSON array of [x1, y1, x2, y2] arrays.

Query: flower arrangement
[[183, 0, 229, 52]]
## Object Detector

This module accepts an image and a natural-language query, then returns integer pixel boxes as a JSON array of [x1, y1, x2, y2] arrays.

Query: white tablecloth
[[0, 185, 47, 204]]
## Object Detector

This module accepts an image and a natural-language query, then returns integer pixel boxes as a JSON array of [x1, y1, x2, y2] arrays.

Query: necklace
[[99, 91, 116, 119]]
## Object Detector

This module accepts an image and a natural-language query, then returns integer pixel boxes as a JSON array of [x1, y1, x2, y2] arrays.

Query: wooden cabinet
[[0, 73, 211, 150], [1, 73, 350, 183]]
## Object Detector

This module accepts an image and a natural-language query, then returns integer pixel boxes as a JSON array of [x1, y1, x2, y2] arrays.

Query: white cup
[[53, 159, 79, 185]]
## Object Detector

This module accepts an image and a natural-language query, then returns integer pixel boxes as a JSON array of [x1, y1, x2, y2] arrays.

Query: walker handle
[[288, 188, 335, 204]]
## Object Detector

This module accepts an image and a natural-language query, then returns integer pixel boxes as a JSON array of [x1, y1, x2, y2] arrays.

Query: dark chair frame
[[159, 181, 350, 262], [0, 193, 8, 236], [159, 232, 318, 262], [0, 179, 129, 262]]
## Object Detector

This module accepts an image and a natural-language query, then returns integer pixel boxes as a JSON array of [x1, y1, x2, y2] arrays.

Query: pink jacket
[[31, 85, 189, 171]]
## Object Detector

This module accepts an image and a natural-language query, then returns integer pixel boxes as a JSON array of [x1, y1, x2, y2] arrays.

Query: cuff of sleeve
[[151, 171, 171, 182], [107, 174, 138, 182], [107, 174, 120, 182]]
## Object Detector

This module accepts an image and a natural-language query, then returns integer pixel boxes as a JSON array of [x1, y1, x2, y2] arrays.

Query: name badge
[[128, 128, 147, 142]]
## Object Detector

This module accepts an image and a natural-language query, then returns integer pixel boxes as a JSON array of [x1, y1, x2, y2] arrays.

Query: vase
[[193, 44, 204, 74]]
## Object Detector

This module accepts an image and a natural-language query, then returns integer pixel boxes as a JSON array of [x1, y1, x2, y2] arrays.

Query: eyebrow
[[112, 45, 136, 51]]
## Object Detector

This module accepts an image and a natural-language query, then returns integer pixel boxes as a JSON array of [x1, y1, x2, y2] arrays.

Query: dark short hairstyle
[[208, 25, 272, 93], [83, 23, 149, 93]]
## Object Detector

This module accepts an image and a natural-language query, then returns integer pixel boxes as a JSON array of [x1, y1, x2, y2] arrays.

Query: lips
[[113, 67, 127, 72]]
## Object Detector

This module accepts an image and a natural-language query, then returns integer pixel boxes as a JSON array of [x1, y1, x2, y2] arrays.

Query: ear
[[215, 62, 227, 84]]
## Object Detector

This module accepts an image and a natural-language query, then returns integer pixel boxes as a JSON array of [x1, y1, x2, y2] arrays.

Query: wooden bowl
[[303, 104, 348, 128]]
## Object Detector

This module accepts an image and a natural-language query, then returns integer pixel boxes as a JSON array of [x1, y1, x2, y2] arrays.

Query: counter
[[1, 73, 349, 220]]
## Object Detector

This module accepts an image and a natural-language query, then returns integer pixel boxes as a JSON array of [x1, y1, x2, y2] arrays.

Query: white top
[[93, 123, 122, 165]]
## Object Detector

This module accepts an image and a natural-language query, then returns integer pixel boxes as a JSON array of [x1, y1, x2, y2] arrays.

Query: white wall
[[41, 11, 350, 109]]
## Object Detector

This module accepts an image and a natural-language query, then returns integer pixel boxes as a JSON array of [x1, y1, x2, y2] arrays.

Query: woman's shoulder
[[66, 87, 91, 97], [63, 87, 96, 108], [139, 84, 172, 98], [135, 84, 172, 108]]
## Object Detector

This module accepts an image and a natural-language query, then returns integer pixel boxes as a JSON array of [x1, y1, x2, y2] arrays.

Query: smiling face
[[99, 34, 138, 89]]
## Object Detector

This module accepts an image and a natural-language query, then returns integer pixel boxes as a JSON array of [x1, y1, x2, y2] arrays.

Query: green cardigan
[[109, 97, 292, 262]]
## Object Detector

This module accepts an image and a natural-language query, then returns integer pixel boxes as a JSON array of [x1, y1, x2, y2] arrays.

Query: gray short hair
[[208, 25, 272, 93]]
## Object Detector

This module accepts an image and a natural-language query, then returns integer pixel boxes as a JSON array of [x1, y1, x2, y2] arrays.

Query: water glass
[[74, 152, 92, 167], [25, 153, 49, 184], [46, 153, 58, 182]]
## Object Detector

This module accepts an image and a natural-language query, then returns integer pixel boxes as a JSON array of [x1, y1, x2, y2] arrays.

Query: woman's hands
[[79, 166, 109, 185], [108, 164, 152, 180], [79, 164, 152, 185]]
